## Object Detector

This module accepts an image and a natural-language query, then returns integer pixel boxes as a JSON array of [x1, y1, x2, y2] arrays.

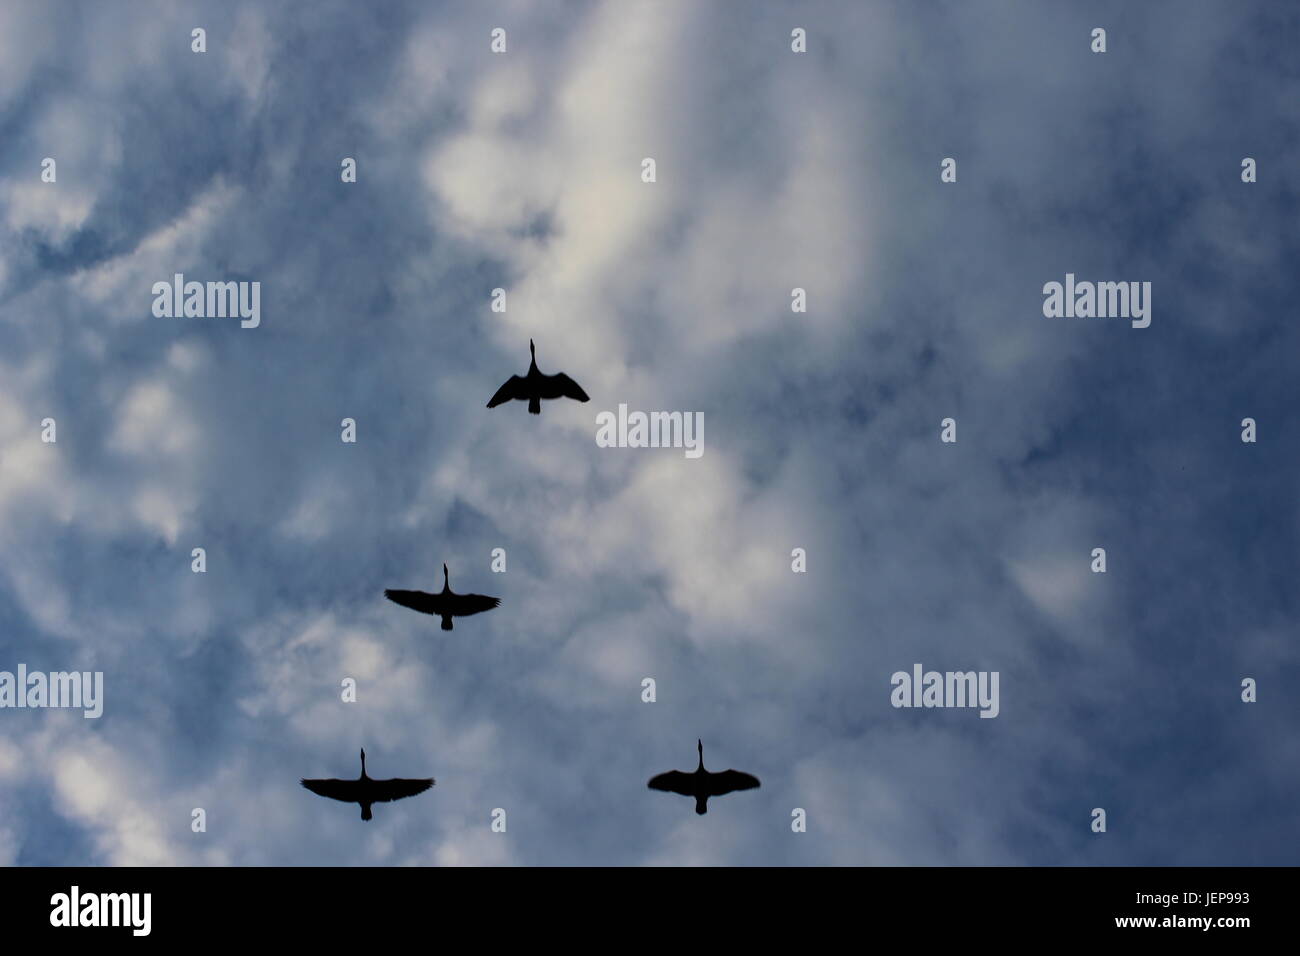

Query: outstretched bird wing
[[706, 770, 761, 797], [487, 375, 529, 408], [384, 589, 447, 615], [647, 770, 695, 796], [446, 592, 501, 617], [301, 778, 362, 803], [369, 777, 435, 803], [537, 372, 589, 402]]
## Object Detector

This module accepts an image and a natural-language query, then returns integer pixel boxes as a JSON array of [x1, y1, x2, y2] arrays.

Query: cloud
[[0, 0, 1296, 867]]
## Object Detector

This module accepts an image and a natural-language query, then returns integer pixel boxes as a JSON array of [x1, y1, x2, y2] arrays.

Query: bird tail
[[695, 797, 708, 815], [361, 803, 373, 821], [528, 396, 541, 414], [441, 616, 453, 631]]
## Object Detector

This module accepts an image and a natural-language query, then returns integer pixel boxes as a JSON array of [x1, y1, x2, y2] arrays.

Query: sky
[[0, 0, 1297, 866]]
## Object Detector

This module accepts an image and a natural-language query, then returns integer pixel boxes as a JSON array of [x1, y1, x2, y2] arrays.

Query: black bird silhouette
[[301, 749, 434, 821], [385, 563, 501, 631], [647, 739, 761, 815], [486, 338, 589, 414]]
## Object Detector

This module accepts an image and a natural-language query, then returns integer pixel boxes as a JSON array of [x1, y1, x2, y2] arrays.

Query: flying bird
[[385, 563, 501, 631], [301, 749, 434, 821], [647, 739, 761, 815], [486, 338, 590, 414]]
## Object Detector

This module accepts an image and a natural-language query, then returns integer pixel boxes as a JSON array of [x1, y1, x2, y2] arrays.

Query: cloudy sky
[[1, 0, 1296, 866]]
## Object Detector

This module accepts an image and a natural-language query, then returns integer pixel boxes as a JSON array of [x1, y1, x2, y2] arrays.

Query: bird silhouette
[[385, 563, 501, 631], [647, 739, 760, 815], [301, 749, 434, 821], [486, 339, 590, 414]]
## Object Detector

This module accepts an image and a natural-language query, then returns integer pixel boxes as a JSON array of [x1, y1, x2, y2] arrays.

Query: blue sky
[[0, 0, 1296, 865]]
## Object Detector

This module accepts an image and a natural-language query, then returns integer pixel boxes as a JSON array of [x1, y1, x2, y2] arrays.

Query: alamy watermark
[[151, 273, 260, 328], [0, 665, 103, 718], [50, 886, 150, 936], [890, 663, 999, 718], [1042, 273, 1151, 328], [595, 404, 704, 459]]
